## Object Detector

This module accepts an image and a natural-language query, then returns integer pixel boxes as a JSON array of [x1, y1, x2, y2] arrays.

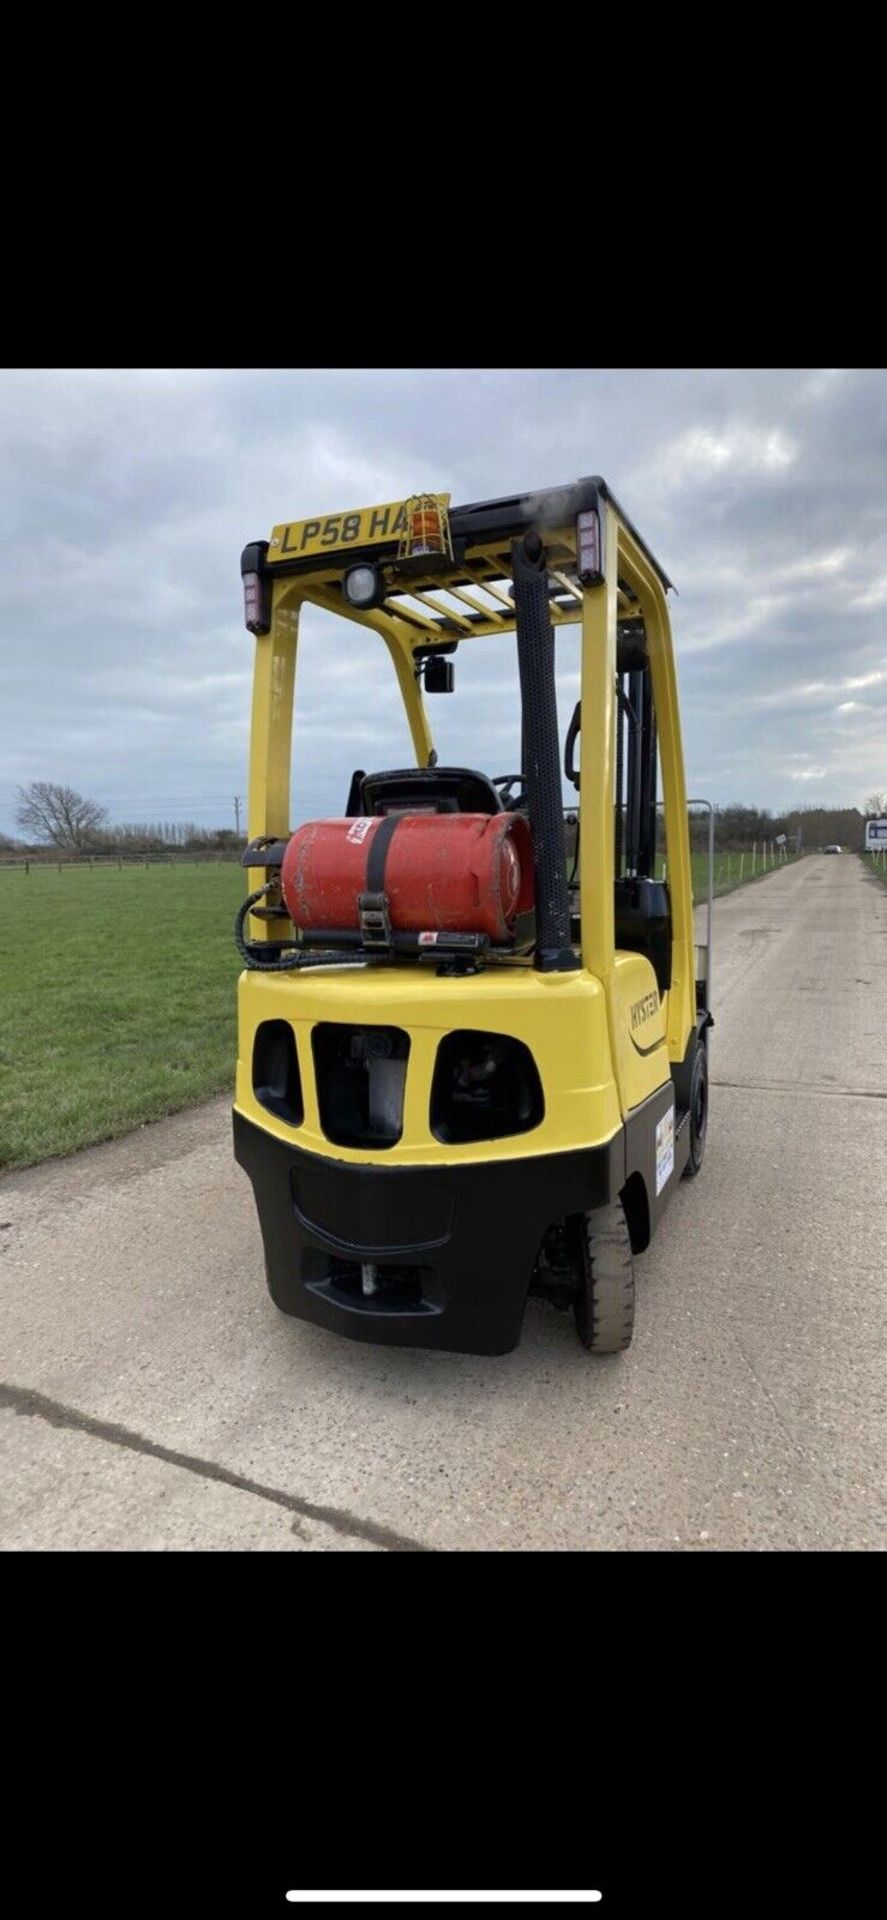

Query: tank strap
[[366, 812, 403, 892]]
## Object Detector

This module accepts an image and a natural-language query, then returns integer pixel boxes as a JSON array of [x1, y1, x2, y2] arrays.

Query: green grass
[[0, 847, 804, 1172], [683, 850, 797, 900], [861, 851, 887, 887], [0, 865, 245, 1170]]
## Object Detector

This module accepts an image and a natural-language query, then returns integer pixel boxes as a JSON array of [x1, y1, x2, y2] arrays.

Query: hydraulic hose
[[234, 884, 370, 972]]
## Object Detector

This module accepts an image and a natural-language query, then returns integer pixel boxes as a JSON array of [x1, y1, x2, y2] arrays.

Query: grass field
[[0, 850, 799, 1171], [683, 850, 796, 899], [861, 851, 887, 887], [0, 865, 244, 1170]]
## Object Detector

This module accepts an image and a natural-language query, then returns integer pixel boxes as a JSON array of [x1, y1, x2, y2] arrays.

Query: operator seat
[[346, 766, 505, 817]]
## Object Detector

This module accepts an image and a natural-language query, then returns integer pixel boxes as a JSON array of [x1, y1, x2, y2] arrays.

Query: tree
[[864, 792, 886, 817], [15, 782, 108, 852]]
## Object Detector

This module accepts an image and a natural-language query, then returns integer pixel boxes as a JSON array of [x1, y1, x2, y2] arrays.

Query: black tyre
[[573, 1199, 635, 1353], [682, 1042, 708, 1179]]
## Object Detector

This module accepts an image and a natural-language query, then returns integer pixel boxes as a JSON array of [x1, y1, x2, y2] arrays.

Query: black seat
[[355, 767, 505, 817]]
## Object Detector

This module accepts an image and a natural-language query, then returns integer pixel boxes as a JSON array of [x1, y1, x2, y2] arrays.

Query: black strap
[[366, 812, 402, 893]]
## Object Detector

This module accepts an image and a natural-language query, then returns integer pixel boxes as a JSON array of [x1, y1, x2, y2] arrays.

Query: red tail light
[[576, 508, 603, 585], [241, 541, 271, 634]]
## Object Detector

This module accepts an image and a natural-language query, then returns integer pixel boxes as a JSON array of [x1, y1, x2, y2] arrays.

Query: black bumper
[[233, 1109, 623, 1355]]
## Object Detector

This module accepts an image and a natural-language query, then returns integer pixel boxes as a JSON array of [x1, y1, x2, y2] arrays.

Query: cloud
[[2, 367, 887, 835], [658, 422, 798, 485]]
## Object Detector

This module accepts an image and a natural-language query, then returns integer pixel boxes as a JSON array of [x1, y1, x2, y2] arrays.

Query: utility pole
[[234, 795, 241, 840]]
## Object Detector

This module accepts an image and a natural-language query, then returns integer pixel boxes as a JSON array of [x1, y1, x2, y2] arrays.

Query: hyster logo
[[630, 991, 659, 1031]]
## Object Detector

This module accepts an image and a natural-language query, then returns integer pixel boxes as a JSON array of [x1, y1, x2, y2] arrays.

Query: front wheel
[[682, 1042, 709, 1179], [572, 1199, 635, 1353]]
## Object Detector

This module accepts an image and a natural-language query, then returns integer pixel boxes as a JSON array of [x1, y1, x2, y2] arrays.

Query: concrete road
[[2, 855, 885, 1550]]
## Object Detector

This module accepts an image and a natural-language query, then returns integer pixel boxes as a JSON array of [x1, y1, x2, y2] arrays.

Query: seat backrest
[[359, 767, 504, 816]]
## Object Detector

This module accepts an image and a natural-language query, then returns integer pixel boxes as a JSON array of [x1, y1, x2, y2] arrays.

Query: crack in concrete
[[711, 1079, 886, 1101], [0, 1381, 431, 1554]]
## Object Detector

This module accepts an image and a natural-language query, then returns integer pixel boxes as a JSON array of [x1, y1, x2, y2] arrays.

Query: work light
[[343, 563, 386, 609]]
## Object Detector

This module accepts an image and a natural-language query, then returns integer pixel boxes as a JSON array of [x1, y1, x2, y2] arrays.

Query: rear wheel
[[572, 1199, 635, 1353], [682, 1042, 708, 1179]]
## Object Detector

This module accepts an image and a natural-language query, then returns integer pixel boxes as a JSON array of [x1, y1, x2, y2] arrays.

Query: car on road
[[824, 844, 842, 854]]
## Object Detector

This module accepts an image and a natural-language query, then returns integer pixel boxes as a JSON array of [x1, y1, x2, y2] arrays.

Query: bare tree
[[15, 782, 108, 852], [864, 792, 886, 816]]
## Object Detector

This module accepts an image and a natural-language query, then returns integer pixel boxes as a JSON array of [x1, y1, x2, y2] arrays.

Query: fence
[[0, 850, 243, 872], [712, 840, 792, 888]]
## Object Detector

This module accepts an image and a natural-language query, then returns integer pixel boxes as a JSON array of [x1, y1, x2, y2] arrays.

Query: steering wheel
[[492, 773, 528, 812]]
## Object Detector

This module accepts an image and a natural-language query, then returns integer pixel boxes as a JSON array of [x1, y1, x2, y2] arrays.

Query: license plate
[[268, 495, 450, 564]]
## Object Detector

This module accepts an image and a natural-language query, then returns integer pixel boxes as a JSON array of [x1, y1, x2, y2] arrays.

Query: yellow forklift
[[233, 480, 712, 1355]]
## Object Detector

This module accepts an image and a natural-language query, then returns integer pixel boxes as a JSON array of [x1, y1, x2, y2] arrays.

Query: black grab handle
[[241, 834, 290, 869], [565, 701, 581, 790]]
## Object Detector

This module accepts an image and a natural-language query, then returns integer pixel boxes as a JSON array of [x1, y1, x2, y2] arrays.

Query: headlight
[[343, 563, 385, 609]]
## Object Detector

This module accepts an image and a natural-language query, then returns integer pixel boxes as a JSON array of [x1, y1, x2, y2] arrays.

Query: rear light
[[576, 508, 603, 586], [241, 541, 271, 634]]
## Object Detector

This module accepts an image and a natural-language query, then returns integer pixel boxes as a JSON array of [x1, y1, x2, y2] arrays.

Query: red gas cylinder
[[281, 811, 534, 942]]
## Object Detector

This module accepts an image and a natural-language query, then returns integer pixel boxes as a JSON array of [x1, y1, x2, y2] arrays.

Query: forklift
[[233, 480, 712, 1356]]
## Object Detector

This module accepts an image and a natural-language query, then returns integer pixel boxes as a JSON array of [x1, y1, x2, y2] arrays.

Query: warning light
[[399, 494, 454, 562]]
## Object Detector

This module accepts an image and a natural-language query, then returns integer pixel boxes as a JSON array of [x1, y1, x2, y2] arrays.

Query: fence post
[[739, 852, 745, 881], [752, 841, 756, 875]]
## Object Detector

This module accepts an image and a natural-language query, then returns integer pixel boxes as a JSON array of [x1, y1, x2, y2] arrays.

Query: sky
[[2, 366, 886, 841]]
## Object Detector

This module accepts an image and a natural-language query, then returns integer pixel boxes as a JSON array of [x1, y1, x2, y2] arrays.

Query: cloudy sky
[[2, 367, 885, 840]]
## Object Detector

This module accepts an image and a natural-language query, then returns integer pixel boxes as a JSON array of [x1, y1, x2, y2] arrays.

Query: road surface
[[2, 855, 885, 1550]]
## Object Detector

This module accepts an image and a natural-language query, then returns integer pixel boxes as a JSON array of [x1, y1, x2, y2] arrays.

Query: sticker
[[655, 1104, 674, 1195], [418, 931, 439, 946], [346, 818, 374, 844]]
